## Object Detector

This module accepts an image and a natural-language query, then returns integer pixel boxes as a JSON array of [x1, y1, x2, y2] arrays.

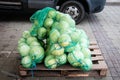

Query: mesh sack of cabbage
[[67, 43, 92, 71], [18, 31, 45, 68], [29, 7, 54, 37], [41, 8, 76, 68], [45, 54, 67, 69], [66, 29, 92, 71], [37, 7, 92, 70], [44, 43, 67, 69]]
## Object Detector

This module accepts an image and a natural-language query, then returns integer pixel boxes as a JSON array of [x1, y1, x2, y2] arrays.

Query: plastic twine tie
[[31, 60, 36, 78]]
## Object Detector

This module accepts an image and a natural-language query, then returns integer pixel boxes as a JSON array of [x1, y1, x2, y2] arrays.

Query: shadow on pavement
[[0, 12, 32, 22]]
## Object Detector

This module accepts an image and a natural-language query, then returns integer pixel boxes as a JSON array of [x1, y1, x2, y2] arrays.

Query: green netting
[[30, 7, 55, 36], [18, 7, 93, 71]]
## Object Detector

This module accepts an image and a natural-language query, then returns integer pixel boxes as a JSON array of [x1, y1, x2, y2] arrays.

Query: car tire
[[60, 0, 85, 24]]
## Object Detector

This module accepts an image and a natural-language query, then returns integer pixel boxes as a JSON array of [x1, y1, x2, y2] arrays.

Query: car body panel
[[28, 0, 55, 9], [86, 0, 106, 13], [0, 0, 106, 13]]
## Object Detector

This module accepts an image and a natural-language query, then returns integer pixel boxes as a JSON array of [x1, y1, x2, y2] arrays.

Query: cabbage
[[80, 43, 89, 48], [58, 21, 70, 33], [47, 10, 56, 19], [30, 41, 40, 46], [18, 44, 30, 57], [64, 43, 77, 53], [52, 22, 59, 30], [34, 20, 39, 26], [81, 58, 92, 71], [81, 48, 91, 58], [75, 43, 82, 51], [22, 31, 31, 39], [80, 37, 89, 43], [51, 44, 64, 56], [18, 38, 25, 44], [26, 37, 37, 45], [52, 48, 64, 56], [56, 12, 64, 21], [70, 31, 80, 43], [45, 55, 57, 69], [78, 29, 88, 39], [55, 54, 67, 66], [44, 18, 53, 28], [60, 14, 75, 28], [29, 46, 44, 63], [79, 38, 89, 48], [49, 29, 60, 43], [58, 34, 71, 47], [21, 56, 32, 68], [18, 42, 27, 47], [37, 27, 47, 39], [68, 50, 84, 68], [45, 44, 55, 56]]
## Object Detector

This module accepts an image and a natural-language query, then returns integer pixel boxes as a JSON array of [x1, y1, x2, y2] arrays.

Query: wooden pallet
[[18, 41, 108, 77]]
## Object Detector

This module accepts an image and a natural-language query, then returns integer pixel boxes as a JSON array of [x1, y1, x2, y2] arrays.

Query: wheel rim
[[63, 6, 81, 20]]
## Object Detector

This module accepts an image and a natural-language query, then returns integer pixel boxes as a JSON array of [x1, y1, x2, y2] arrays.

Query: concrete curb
[[106, 2, 120, 6]]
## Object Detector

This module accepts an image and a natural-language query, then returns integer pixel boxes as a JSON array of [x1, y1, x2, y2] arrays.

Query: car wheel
[[60, 1, 85, 24]]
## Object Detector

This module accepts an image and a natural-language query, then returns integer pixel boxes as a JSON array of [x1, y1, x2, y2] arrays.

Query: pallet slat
[[92, 61, 107, 70], [91, 50, 101, 55], [18, 41, 108, 77], [92, 56, 104, 61]]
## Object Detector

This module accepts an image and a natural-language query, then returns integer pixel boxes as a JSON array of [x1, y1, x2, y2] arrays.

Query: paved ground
[[0, 4, 120, 80], [107, 0, 120, 3]]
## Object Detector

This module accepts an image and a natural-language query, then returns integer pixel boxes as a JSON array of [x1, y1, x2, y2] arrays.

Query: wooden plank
[[89, 45, 99, 50], [20, 71, 27, 76], [92, 61, 107, 70], [28, 71, 61, 77], [91, 51, 101, 56], [68, 73, 89, 77], [90, 41, 97, 45], [91, 50, 101, 56], [92, 56, 104, 61], [99, 61, 108, 69], [19, 64, 81, 71], [21, 71, 61, 77], [67, 71, 99, 77], [61, 71, 68, 76]]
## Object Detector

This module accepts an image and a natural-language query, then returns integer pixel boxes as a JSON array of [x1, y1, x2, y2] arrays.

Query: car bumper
[[87, 0, 106, 13]]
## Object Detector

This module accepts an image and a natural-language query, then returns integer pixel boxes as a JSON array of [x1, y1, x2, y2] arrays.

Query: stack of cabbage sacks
[[18, 7, 92, 71], [18, 31, 45, 68], [43, 10, 92, 71]]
